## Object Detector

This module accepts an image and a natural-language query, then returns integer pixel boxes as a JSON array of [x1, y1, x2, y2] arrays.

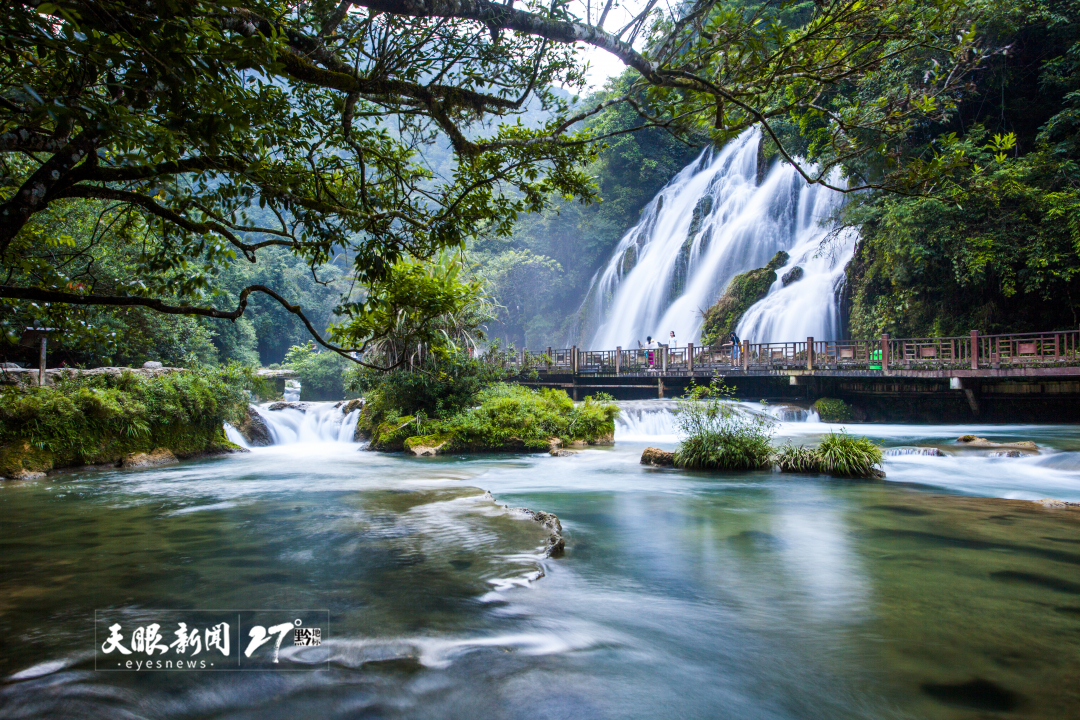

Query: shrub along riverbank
[[0, 366, 255, 479]]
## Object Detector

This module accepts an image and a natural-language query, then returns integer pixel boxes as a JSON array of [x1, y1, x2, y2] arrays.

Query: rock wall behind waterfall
[[571, 128, 856, 347]]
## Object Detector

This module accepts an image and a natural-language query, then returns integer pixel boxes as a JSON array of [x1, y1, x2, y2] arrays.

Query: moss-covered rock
[[404, 432, 454, 456], [701, 251, 789, 345], [0, 441, 55, 479], [370, 416, 416, 452]]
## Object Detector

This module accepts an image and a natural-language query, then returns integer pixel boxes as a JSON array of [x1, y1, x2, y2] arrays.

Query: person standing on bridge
[[646, 336, 657, 370], [668, 330, 677, 348], [730, 331, 740, 361]]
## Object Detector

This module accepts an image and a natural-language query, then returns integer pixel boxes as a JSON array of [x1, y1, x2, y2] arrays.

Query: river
[[1, 401, 1079, 719]]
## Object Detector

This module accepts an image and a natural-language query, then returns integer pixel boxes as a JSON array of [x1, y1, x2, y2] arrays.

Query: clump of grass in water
[[673, 380, 775, 470], [775, 431, 883, 479], [773, 442, 819, 473]]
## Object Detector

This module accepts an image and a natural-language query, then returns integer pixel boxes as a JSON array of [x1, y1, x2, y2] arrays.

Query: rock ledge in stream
[[956, 435, 1039, 452], [267, 401, 312, 412], [237, 405, 274, 446], [122, 448, 179, 469], [641, 447, 675, 467], [505, 504, 565, 557]]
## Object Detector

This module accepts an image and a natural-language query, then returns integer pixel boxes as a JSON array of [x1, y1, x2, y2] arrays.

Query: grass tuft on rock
[[775, 432, 884, 479]]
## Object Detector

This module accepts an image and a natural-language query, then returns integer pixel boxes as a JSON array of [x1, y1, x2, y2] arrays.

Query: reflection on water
[[1, 417, 1080, 719]]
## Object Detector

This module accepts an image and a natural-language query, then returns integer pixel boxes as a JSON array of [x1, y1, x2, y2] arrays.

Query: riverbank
[[0, 366, 253, 479]]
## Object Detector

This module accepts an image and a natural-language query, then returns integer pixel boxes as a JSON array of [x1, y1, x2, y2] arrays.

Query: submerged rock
[[550, 449, 577, 457], [990, 450, 1025, 458], [781, 265, 804, 286], [641, 447, 675, 467], [121, 448, 178, 469], [237, 405, 274, 447], [509, 506, 565, 557]]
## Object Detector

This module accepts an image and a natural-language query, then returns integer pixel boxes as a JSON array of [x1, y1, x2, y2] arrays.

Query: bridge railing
[[527, 328, 1080, 374]]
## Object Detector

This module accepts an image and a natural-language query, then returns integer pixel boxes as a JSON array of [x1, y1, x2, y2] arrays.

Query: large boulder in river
[[237, 405, 274, 447], [641, 447, 675, 467], [700, 251, 789, 345]]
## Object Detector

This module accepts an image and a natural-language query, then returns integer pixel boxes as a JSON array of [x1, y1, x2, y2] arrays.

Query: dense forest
[[5, 0, 1079, 373], [841, 0, 1080, 337]]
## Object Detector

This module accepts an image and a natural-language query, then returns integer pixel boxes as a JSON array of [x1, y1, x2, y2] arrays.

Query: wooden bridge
[[507, 329, 1080, 422]]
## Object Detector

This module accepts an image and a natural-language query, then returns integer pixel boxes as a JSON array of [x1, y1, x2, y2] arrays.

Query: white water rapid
[[576, 128, 856, 347], [226, 402, 362, 447]]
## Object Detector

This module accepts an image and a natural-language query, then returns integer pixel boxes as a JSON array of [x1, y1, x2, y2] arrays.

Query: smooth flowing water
[[573, 130, 855, 347], [2, 402, 1080, 719]]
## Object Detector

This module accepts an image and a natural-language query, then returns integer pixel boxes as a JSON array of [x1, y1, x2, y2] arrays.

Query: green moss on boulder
[[814, 397, 853, 423], [701, 251, 789, 346]]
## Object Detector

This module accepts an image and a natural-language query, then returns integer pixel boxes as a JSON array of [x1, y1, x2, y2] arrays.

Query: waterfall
[[614, 400, 818, 441], [241, 402, 362, 445], [574, 128, 856, 347]]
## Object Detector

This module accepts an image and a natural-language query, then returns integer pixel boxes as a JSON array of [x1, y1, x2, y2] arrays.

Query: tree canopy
[[2, 0, 984, 364]]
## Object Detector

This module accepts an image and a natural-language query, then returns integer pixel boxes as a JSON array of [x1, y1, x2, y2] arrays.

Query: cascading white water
[[575, 128, 855, 347], [227, 402, 362, 447], [614, 400, 821, 442]]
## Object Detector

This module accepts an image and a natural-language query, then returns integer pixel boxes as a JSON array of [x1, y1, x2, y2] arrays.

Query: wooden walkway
[[513, 329, 1080, 380]]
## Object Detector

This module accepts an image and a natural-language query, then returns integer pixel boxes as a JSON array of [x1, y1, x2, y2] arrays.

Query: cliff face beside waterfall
[[570, 129, 856, 348]]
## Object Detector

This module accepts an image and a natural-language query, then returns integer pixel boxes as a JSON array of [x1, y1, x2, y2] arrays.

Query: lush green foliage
[[843, 2, 1080, 336], [700, 251, 788, 346], [775, 433, 883, 479], [0, 365, 253, 474], [363, 383, 618, 453], [2, 0, 980, 359], [813, 398, 853, 423], [673, 381, 775, 470], [282, 343, 353, 401], [349, 345, 531, 420]]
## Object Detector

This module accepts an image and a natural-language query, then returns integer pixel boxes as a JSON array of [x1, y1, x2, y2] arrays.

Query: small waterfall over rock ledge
[[227, 401, 362, 446], [574, 129, 856, 347]]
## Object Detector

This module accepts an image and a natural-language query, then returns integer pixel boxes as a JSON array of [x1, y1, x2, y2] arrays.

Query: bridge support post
[[970, 331, 978, 370], [661, 346, 668, 373], [658, 377, 664, 398], [741, 341, 749, 371], [881, 334, 890, 376], [615, 347, 621, 376], [806, 337, 814, 370], [572, 345, 578, 373], [546, 347, 552, 371], [687, 343, 694, 373]]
